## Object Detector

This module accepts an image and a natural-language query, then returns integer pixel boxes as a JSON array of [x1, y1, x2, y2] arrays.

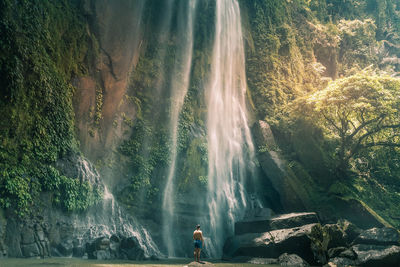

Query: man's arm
[[200, 231, 204, 244]]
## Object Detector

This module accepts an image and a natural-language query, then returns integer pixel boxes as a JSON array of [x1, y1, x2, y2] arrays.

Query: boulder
[[327, 246, 356, 261], [109, 234, 120, 258], [225, 256, 278, 265], [327, 247, 347, 259], [248, 258, 278, 265], [95, 249, 111, 260], [73, 246, 86, 258], [120, 236, 145, 260], [55, 239, 74, 257], [85, 237, 111, 259], [329, 257, 355, 266], [352, 244, 400, 267], [353, 227, 400, 246], [223, 223, 317, 264], [109, 241, 119, 253], [21, 243, 40, 257], [339, 248, 356, 260], [308, 223, 350, 264], [94, 236, 110, 250], [20, 227, 35, 244], [338, 219, 361, 243], [278, 253, 309, 266], [324, 224, 347, 249], [235, 212, 318, 235], [308, 224, 328, 264], [270, 213, 319, 231]]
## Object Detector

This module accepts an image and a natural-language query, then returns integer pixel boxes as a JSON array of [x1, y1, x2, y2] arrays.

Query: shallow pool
[[0, 258, 278, 267]]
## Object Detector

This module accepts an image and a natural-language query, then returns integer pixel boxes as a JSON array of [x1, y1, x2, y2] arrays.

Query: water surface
[[0, 258, 278, 267]]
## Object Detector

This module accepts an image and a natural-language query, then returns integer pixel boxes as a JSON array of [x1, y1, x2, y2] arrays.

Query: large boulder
[[223, 223, 317, 264], [353, 227, 400, 246], [352, 244, 400, 267], [235, 212, 318, 235], [120, 236, 145, 260]]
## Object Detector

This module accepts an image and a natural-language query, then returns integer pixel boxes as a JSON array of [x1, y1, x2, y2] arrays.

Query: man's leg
[[198, 249, 201, 262]]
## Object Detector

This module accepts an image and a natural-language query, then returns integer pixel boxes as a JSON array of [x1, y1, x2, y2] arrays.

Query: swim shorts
[[194, 239, 202, 249]]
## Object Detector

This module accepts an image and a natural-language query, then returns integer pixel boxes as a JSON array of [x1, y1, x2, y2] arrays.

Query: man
[[193, 224, 204, 262]]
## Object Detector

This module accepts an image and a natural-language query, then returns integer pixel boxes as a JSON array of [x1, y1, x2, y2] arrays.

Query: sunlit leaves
[[307, 71, 400, 171]]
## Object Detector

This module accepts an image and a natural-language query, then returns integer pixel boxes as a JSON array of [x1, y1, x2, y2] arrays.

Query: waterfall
[[204, 0, 257, 257], [74, 157, 161, 258], [162, 0, 197, 257]]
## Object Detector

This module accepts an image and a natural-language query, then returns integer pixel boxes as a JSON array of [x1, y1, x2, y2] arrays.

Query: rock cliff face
[[74, 0, 145, 160], [252, 120, 308, 211]]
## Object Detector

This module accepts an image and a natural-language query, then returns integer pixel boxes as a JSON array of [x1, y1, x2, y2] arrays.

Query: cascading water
[[162, 0, 197, 257], [204, 0, 258, 257], [74, 157, 160, 258]]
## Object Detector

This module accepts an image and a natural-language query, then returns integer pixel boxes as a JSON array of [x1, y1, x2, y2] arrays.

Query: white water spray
[[162, 0, 197, 257], [205, 0, 257, 257], [74, 157, 160, 258]]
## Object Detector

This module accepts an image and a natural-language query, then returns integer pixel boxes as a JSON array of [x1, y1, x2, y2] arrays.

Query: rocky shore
[[2, 207, 400, 267], [223, 210, 400, 266]]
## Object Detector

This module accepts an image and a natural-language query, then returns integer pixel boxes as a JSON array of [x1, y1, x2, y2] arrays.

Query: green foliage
[[307, 71, 400, 172], [177, 138, 208, 192], [241, 0, 400, 227], [55, 174, 103, 212], [243, 0, 323, 121], [338, 19, 378, 75], [0, 0, 99, 216]]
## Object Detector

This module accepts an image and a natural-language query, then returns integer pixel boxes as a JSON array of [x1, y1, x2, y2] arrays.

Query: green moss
[[0, 0, 99, 217], [177, 138, 208, 192]]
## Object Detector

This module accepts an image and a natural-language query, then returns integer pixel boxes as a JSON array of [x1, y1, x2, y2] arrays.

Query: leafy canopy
[[307, 71, 400, 171]]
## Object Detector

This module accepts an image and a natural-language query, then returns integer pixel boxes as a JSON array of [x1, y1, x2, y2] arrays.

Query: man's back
[[193, 230, 203, 240]]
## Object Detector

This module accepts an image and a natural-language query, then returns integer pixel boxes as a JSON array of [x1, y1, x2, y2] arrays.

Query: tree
[[307, 71, 400, 173]]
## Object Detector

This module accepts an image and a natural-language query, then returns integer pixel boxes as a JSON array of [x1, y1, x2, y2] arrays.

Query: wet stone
[[353, 227, 400, 246], [278, 253, 309, 266], [21, 243, 40, 258], [20, 227, 35, 245]]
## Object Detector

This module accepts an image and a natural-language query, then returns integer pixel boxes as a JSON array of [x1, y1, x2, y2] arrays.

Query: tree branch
[[322, 111, 341, 133], [348, 122, 400, 160], [362, 142, 400, 148], [348, 116, 385, 140]]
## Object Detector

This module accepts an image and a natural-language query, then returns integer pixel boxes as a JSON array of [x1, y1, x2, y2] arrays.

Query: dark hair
[[196, 224, 200, 229]]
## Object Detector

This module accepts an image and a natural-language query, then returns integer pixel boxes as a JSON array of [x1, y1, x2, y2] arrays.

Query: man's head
[[196, 224, 200, 230]]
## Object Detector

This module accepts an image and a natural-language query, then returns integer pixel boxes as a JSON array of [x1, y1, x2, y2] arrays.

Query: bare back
[[193, 230, 203, 241]]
